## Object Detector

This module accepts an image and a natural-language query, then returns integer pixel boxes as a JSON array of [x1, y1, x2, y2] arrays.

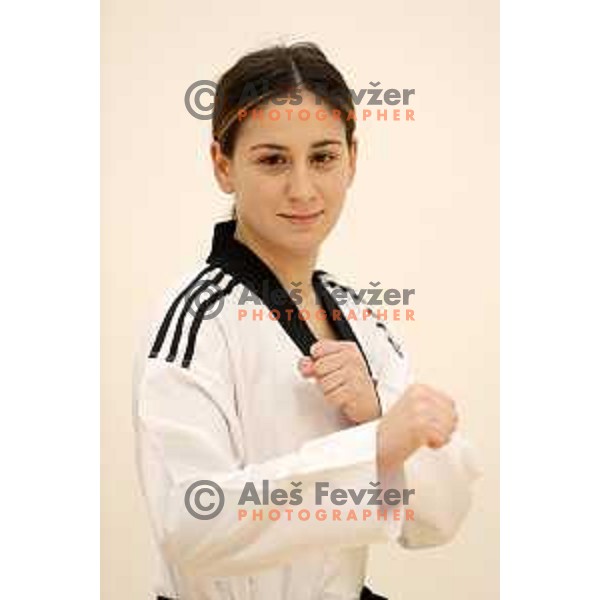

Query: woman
[[133, 42, 481, 600]]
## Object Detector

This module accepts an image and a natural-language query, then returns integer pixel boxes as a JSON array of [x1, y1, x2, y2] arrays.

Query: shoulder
[[140, 260, 242, 370], [315, 268, 406, 360]]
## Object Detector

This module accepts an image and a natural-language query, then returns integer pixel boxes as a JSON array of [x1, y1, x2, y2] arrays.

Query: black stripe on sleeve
[[321, 273, 405, 361], [166, 270, 226, 362], [181, 277, 240, 369], [148, 264, 219, 359], [375, 321, 404, 359]]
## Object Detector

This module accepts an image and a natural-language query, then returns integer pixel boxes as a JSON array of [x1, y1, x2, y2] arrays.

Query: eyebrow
[[248, 140, 343, 152]]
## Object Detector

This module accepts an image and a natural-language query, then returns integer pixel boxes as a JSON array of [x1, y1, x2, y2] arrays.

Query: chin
[[277, 231, 323, 256]]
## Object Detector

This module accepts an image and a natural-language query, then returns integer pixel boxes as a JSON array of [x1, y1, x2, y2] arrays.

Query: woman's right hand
[[376, 383, 459, 474]]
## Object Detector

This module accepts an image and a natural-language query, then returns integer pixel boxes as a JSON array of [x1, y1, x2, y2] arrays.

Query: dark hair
[[212, 42, 356, 159]]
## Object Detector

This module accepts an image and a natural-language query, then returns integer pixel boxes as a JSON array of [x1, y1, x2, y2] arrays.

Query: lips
[[278, 210, 325, 225]]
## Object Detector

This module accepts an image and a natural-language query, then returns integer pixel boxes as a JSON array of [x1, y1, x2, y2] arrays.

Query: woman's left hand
[[298, 340, 381, 424]]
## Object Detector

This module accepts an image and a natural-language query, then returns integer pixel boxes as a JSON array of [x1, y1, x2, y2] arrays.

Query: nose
[[285, 161, 318, 206]]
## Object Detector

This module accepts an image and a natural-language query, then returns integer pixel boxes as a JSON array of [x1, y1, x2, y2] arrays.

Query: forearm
[[143, 418, 404, 577]]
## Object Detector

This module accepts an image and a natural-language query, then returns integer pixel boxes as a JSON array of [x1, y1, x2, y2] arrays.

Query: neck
[[233, 220, 317, 298]]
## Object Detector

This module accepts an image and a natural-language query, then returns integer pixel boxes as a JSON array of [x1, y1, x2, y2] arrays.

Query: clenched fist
[[298, 339, 381, 424], [377, 383, 459, 474]]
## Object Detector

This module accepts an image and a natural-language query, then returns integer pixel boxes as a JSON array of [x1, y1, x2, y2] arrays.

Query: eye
[[311, 151, 340, 168], [257, 154, 288, 168]]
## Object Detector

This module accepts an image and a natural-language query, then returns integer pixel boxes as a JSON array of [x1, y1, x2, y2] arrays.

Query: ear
[[210, 141, 235, 194], [347, 137, 358, 188]]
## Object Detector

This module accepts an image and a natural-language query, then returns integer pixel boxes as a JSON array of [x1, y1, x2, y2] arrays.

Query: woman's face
[[211, 89, 357, 257]]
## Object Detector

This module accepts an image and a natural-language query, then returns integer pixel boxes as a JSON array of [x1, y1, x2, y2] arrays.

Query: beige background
[[101, 0, 498, 598]]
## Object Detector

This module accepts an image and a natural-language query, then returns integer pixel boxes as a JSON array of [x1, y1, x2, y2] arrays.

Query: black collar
[[206, 219, 371, 372]]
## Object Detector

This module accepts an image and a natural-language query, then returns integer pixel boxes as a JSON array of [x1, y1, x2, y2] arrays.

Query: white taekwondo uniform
[[132, 219, 482, 600]]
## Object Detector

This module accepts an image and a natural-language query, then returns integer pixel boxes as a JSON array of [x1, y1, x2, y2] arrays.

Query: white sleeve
[[369, 317, 483, 549], [133, 316, 403, 582]]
